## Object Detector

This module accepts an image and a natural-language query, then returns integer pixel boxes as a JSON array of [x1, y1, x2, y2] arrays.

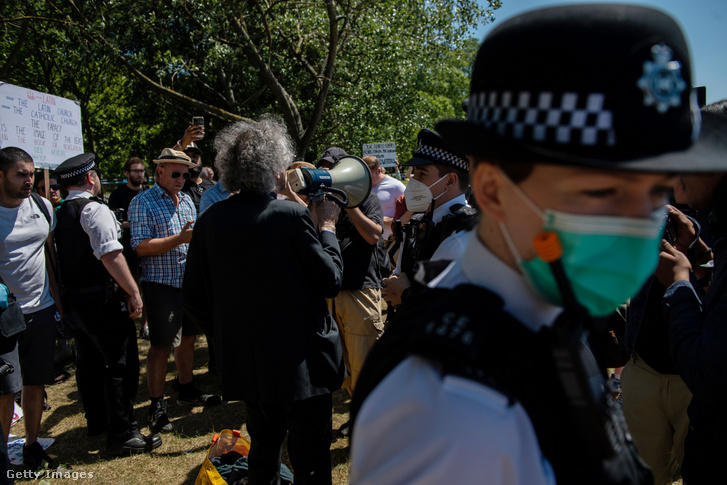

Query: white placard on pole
[[0, 82, 84, 169], [362, 142, 397, 168]]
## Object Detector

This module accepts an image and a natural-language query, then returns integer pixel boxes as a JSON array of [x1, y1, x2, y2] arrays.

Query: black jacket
[[182, 193, 346, 403], [665, 237, 727, 484]]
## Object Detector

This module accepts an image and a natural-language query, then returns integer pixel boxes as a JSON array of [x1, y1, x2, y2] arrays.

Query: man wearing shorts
[[0, 147, 60, 470], [129, 148, 220, 434]]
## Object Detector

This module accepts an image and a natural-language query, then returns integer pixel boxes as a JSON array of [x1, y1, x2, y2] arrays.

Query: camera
[[192, 116, 204, 127], [663, 215, 678, 245], [112, 207, 126, 223]]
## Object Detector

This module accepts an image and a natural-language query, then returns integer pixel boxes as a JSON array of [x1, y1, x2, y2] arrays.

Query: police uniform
[[388, 129, 477, 313], [54, 153, 159, 452], [394, 129, 476, 278], [350, 5, 727, 484]]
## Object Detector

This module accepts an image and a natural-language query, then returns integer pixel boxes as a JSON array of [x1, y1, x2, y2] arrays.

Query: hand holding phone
[[186, 117, 205, 142]]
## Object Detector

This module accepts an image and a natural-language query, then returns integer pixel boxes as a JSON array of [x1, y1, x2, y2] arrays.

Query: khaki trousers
[[328, 288, 384, 390], [622, 355, 692, 485]]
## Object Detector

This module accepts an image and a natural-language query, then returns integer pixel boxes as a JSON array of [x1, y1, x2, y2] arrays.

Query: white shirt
[[350, 231, 561, 485], [392, 194, 469, 276], [372, 175, 406, 239], [0, 196, 55, 313], [67, 190, 123, 259]]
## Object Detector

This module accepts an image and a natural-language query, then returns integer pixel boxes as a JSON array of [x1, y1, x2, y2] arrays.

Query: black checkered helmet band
[[468, 90, 616, 147], [414, 144, 469, 171], [58, 160, 96, 179]]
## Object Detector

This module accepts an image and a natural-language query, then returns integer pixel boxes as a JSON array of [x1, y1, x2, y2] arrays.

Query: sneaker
[[177, 387, 221, 407], [337, 420, 351, 438], [149, 400, 173, 433], [139, 326, 149, 340], [106, 432, 162, 455], [23, 442, 54, 470]]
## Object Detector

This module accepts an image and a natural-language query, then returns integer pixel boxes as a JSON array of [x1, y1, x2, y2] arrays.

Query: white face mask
[[404, 174, 448, 212]]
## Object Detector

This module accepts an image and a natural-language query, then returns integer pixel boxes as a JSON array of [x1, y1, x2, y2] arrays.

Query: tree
[[1, 0, 499, 169]]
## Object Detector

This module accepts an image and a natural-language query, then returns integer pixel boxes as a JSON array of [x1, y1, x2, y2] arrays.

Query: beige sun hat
[[152, 148, 197, 169]]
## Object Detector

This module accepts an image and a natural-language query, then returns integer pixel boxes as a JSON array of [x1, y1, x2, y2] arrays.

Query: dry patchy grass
[[11, 324, 351, 484]]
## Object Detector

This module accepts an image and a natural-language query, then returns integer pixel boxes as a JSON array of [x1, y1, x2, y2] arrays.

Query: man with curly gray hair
[[183, 115, 346, 484], [214, 115, 293, 195]]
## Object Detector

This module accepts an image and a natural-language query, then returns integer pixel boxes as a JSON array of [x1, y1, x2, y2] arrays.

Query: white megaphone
[[287, 156, 372, 208]]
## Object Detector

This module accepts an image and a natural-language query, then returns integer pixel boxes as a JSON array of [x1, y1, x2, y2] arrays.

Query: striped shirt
[[129, 183, 196, 288]]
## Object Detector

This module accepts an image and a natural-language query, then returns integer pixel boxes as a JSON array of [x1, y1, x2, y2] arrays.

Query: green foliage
[[1, 0, 498, 172]]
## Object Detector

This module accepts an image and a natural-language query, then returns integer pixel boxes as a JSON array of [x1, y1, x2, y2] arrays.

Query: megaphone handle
[[322, 186, 349, 207]]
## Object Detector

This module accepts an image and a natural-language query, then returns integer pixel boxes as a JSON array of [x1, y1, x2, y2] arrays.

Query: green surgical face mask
[[499, 173, 666, 317]]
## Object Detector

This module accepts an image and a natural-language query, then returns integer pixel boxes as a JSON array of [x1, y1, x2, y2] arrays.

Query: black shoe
[[149, 400, 173, 433], [177, 388, 221, 407], [337, 420, 351, 438], [106, 432, 162, 455], [23, 442, 54, 470]]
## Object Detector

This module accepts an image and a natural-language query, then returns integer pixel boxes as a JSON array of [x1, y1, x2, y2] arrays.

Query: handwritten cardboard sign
[[362, 142, 397, 167], [0, 82, 84, 169]]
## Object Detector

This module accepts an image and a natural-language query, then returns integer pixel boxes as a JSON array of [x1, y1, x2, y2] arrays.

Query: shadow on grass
[[331, 444, 350, 468], [332, 388, 351, 416], [183, 463, 204, 484], [170, 399, 247, 439]]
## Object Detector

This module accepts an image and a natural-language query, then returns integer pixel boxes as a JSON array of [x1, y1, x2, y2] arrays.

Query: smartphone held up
[[191, 116, 205, 141]]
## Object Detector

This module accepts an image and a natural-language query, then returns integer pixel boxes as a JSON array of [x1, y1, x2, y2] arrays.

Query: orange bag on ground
[[195, 429, 251, 485]]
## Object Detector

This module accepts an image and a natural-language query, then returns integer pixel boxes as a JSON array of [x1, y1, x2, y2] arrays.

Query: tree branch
[[99, 35, 246, 123], [227, 6, 304, 142], [299, 0, 339, 154]]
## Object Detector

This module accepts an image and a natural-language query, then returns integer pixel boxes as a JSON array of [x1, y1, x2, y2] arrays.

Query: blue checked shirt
[[129, 183, 196, 288]]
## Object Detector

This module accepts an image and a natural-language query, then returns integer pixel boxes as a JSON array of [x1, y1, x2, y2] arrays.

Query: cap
[[184, 142, 202, 156], [405, 128, 469, 172], [317, 147, 348, 168], [435, 4, 727, 173], [56, 153, 97, 180]]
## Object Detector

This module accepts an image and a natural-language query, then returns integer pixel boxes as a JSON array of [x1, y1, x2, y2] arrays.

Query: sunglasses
[[170, 171, 191, 179], [40, 184, 61, 191]]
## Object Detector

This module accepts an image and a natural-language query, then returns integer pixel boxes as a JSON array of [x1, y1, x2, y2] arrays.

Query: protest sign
[[362, 142, 397, 167], [0, 83, 84, 169]]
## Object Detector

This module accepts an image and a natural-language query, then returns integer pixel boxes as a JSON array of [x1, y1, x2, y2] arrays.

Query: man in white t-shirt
[[0, 147, 60, 470], [364, 156, 405, 240]]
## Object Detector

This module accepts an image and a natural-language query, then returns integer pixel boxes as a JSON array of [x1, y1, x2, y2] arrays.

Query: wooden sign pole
[[43, 168, 50, 199]]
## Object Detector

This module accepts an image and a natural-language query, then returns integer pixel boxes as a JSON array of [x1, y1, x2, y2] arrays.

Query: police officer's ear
[[469, 158, 507, 222], [445, 171, 457, 189]]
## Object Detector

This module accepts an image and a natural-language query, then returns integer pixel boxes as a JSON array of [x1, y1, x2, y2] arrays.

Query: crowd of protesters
[[1, 4, 727, 485]]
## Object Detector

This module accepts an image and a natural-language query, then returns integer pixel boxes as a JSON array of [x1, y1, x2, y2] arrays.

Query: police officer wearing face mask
[[382, 129, 477, 308], [349, 4, 727, 485]]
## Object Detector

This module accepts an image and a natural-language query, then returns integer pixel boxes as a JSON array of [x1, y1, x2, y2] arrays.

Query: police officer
[[55, 153, 161, 454], [382, 128, 476, 308], [350, 4, 727, 484]]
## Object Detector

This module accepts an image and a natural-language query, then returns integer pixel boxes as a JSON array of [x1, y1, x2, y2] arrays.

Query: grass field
[[9, 321, 686, 484], [11, 324, 352, 484]]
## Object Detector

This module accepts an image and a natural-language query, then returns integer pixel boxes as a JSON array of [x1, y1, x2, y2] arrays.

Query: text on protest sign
[[362, 142, 397, 167], [0, 83, 84, 169]]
